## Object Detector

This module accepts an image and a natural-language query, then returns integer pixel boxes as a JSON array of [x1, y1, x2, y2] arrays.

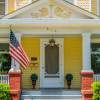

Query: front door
[[40, 38, 64, 88]]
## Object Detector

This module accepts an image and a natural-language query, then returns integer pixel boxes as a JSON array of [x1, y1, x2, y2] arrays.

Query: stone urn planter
[[30, 74, 38, 89], [65, 74, 73, 89]]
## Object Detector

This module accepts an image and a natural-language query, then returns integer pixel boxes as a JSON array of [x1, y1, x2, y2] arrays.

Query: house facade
[[0, 0, 100, 100]]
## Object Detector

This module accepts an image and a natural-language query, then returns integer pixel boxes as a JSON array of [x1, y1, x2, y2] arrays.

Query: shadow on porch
[[21, 88, 82, 100]]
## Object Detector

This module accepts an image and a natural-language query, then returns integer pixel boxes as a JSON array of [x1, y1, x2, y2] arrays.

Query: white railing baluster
[[93, 74, 100, 82], [0, 74, 9, 84], [1, 76, 2, 83]]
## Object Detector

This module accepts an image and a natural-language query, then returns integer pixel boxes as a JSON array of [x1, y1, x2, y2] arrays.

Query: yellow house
[[0, 0, 100, 100]]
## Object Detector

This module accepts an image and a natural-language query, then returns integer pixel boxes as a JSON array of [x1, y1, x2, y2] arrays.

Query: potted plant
[[65, 74, 73, 89], [30, 74, 38, 89]]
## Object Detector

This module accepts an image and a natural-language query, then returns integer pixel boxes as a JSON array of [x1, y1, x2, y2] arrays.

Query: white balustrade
[[93, 74, 100, 82], [0, 74, 9, 84]]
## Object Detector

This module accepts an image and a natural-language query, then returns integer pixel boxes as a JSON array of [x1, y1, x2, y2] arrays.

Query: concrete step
[[21, 89, 82, 100]]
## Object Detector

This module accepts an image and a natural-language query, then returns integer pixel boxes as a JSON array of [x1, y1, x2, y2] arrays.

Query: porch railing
[[93, 74, 100, 82], [0, 74, 9, 84]]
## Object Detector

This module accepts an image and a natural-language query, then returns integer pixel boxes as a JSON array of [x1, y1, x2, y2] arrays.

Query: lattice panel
[[16, 0, 29, 9], [77, 0, 89, 11]]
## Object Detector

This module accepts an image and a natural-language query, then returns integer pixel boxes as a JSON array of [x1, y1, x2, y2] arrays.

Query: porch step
[[21, 89, 82, 100]]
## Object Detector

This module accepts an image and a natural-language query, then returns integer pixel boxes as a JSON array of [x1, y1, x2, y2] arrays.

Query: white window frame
[[15, 0, 32, 10], [74, 0, 77, 5], [0, 0, 8, 16], [5, 0, 8, 14], [89, 0, 91, 12], [97, 0, 100, 16]]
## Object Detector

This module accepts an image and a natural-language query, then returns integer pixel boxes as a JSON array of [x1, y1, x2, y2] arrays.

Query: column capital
[[81, 33, 91, 37]]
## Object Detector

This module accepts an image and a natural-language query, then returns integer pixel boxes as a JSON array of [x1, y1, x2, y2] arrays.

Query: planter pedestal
[[32, 80, 36, 89], [67, 80, 71, 89]]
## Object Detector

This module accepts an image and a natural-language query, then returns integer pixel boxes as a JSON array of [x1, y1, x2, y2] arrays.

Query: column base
[[81, 71, 94, 100], [8, 71, 22, 100]]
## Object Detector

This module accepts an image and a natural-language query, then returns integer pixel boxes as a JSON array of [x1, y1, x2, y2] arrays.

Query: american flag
[[9, 29, 30, 69]]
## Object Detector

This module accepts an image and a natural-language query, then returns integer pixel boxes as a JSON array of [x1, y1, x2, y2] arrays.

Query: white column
[[15, 33, 22, 71], [82, 33, 93, 72]]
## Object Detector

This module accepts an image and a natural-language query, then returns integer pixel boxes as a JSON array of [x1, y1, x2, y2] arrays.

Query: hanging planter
[[30, 74, 38, 89], [65, 74, 73, 89]]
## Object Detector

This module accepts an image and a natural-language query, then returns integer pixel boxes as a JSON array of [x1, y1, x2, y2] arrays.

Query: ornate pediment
[[12, 4, 92, 19], [2, 0, 98, 19], [30, 5, 72, 18]]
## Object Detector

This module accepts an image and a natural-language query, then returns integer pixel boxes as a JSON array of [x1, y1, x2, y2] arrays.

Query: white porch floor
[[21, 89, 82, 100]]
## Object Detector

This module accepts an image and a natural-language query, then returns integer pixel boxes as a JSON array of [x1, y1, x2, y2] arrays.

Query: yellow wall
[[91, 0, 97, 14], [8, 0, 15, 13], [64, 37, 82, 88], [21, 37, 82, 89], [21, 37, 40, 88]]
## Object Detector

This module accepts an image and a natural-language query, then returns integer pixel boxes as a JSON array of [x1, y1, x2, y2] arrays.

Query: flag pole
[[9, 25, 15, 72]]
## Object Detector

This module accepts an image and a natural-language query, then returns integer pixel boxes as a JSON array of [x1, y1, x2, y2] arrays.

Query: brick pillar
[[8, 72, 21, 100], [81, 72, 94, 100]]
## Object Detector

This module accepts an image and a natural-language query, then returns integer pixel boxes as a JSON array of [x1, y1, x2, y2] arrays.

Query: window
[[91, 43, 100, 74], [0, 0, 8, 15], [0, 0, 5, 15], [0, 39, 11, 73]]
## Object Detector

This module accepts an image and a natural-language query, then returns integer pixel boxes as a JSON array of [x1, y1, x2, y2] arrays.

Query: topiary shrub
[[91, 82, 100, 100], [31, 74, 38, 80], [0, 83, 10, 100], [66, 74, 73, 80]]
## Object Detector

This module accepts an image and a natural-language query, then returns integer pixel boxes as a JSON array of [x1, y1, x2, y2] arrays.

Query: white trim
[[28, 0, 32, 4], [74, 0, 77, 5], [5, 0, 8, 14], [0, 38, 9, 43], [91, 38, 100, 43], [89, 0, 91, 12], [15, 0, 17, 10], [97, 0, 100, 16], [40, 38, 64, 88]]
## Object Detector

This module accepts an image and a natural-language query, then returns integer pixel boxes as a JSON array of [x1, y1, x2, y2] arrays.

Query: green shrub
[[65, 74, 73, 80], [31, 74, 38, 80], [0, 83, 10, 100], [91, 82, 100, 100]]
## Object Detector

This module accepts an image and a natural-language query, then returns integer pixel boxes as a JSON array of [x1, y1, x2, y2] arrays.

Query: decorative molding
[[30, 8, 49, 18], [30, 6, 72, 18], [54, 7, 72, 18]]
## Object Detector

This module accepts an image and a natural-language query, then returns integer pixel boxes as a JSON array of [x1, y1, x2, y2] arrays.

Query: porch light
[[49, 39, 55, 47]]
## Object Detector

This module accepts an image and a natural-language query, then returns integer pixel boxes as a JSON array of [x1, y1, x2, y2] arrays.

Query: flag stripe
[[9, 47, 28, 67], [9, 52, 26, 69], [10, 43, 29, 65], [18, 43, 29, 61], [9, 48, 28, 67]]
